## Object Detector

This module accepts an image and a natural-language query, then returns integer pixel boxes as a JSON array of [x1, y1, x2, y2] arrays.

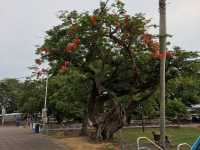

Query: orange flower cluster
[[142, 34, 153, 45], [115, 21, 121, 31], [142, 34, 175, 59], [35, 59, 42, 65], [40, 48, 49, 54], [152, 51, 175, 59], [125, 15, 129, 27], [59, 60, 70, 73], [64, 37, 81, 53], [151, 44, 175, 59], [150, 42, 160, 58], [73, 37, 81, 45], [90, 16, 97, 26]]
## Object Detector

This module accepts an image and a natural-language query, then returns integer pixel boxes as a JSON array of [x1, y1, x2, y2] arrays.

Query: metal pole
[[141, 106, 144, 133], [44, 74, 48, 110], [159, 0, 167, 149], [1, 106, 5, 127], [42, 72, 48, 126]]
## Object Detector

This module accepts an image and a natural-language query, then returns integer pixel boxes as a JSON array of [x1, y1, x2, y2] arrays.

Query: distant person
[[16, 116, 20, 127], [28, 117, 32, 128], [26, 115, 32, 128]]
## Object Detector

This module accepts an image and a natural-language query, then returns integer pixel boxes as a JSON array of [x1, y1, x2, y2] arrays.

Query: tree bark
[[87, 79, 126, 140], [93, 104, 126, 140]]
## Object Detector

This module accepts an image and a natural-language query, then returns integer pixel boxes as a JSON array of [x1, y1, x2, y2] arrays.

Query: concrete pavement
[[0, 127, 68, 150]]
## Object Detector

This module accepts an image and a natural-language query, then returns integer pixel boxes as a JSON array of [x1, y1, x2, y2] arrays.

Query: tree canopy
[[33, 1, 200, 140]]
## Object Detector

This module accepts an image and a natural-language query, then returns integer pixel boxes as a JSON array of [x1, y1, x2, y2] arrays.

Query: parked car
[[192, 114, 200, 123]]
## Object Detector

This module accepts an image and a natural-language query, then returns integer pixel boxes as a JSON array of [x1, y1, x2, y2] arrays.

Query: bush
[[166, 98, 188, 121]]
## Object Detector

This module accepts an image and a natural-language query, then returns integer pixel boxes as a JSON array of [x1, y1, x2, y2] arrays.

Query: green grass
[[46, 127, 200, 150], [114, 127, 200, 149]]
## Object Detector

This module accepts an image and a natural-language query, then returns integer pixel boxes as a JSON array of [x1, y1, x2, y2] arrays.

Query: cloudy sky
[[0, 0, 199, 79]]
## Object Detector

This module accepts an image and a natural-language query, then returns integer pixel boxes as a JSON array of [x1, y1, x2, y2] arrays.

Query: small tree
[[166, 98, 188, 121], [0, 79, 23, 113]]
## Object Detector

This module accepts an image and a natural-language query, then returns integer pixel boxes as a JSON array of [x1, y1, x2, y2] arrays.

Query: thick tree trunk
[[94, 104, 126, 140], [88, 98, 126, 140], [87, 91, 126, 140], [87, 78, 126, 140]]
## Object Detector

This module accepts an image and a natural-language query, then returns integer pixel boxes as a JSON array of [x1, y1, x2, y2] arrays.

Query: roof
[[0, 113, 22, 117], [191, 104, 200, 109]]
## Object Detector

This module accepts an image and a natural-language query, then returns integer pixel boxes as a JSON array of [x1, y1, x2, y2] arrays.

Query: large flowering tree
[[35, 1, 198, 140]]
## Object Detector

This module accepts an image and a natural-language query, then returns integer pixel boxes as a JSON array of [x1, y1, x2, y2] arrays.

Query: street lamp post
[[44, 74, 48, 112], [42, 72, 48, 127], [1, 106, 6, 127]]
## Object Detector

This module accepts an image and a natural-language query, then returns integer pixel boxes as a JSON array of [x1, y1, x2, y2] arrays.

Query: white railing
[[137, 137, 164, 150], [177, 143, 191, 150]]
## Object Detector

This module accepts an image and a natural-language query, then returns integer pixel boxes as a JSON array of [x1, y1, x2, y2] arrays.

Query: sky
[[0, 0, 199, 80]]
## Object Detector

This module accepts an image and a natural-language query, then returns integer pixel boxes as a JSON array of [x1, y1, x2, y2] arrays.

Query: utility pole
[[159, 0, 167, 149]]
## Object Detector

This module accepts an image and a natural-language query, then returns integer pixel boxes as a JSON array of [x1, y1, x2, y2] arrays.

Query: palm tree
[[159, 0, 167, 149]]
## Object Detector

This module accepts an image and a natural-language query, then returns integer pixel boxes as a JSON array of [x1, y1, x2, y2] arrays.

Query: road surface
[[0, 127, 68, 150]]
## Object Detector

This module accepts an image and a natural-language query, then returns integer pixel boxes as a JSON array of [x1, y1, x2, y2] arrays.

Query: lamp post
[[42, 71, 49, 127], [1, 106, 6, 127]]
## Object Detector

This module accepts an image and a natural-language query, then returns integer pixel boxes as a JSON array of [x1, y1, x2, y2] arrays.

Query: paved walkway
[[0, 127, 68, 150]]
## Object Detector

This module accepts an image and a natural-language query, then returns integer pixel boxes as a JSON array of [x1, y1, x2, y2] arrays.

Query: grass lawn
[[112, 127, 200, 149], [47, 127, 200, 150]]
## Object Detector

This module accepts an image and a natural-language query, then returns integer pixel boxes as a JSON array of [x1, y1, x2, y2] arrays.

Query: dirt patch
[[60, 137, 115, 150], [47, 130, 118, 150]]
